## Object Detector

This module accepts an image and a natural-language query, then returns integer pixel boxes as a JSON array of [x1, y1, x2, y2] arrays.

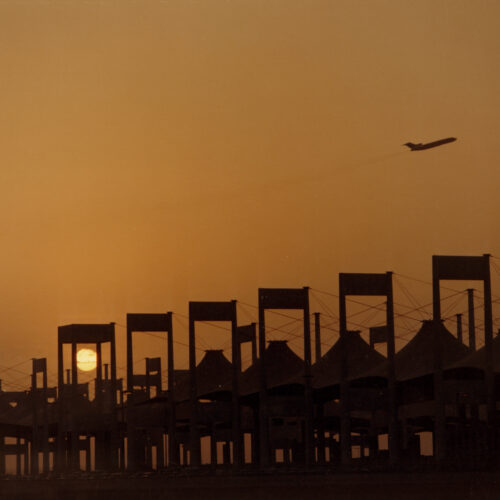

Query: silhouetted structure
[[1, 253, 498, 477], [432, 254, 494, 461], [31, 358, 50, 474], [126, 313, 175, 470], [57, 323, 118, 471], [338, 272, 398, 465], [258, 288, 313, 467], [188, 301, 241, 468]]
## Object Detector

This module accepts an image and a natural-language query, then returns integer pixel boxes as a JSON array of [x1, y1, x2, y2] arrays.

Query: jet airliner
[[404, 137, 457, 151]]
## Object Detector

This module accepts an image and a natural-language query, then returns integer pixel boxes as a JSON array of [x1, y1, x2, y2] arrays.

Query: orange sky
[[1, 1, 499, 389]]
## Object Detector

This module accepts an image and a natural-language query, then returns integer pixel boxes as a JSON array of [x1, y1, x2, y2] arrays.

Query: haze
[[1, 1, 499, 389]]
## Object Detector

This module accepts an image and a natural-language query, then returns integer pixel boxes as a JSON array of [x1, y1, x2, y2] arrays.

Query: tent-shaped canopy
[[358, 320, 470, 382], [238, 340, 304, 396], [446, 330, 500, 375], [174, 349, 233, 402], [312, 330, 386, 389]]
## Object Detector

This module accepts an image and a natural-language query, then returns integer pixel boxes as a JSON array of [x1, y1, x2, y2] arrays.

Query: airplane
[[404, 137, 457, 151]]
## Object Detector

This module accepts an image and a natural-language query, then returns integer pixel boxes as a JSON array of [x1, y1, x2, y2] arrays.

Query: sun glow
[[77, 348, 97, 372]]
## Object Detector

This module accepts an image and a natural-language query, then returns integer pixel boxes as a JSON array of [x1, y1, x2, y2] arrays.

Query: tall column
[[210, 423, 217, 467], [167, 313, 177, 466], [316, 293, 329, 462], [456, 313, 463, 344], [251, 323, 257, 365], [42, 366, 49, 473], [85, 437, 91, 471], [110, 324, 118, 470], [126, 325, 133, 393], [31, 373, 39, 475], [23, 439, 29, 475], [188, 315, 201, 467], [96, 342, 103, 409], [386, 273, 399, 465], [303, 288, 314, 467], [316, 402, 326, 464], [56, 339, 65, 471], [231, 301, 243, 468], [482, 255, 495, 455], [258, 300, 269, 468], [339, 291, 351, 466], [314, 312, 321, 362], [432, 257, 446, 463], [467, 289, 476, 351], [155, 430, 164, 470], [70, 342, 79, 470], [110, 324, 117, 404]]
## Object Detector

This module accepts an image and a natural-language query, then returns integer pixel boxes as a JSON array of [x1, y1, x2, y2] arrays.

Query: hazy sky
[[1, 1, 499, 389]]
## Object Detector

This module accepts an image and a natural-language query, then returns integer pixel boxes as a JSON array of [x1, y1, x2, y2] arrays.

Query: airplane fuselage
[[404, 137, 457, 151]]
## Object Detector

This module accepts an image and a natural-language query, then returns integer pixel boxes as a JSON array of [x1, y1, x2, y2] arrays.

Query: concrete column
[[155, 431, 164, 470], [339, 291, 351, 466], [456, 313, 463, 344], [251, 323, 257, 365], [258, 299, 270, 468], [210, 424, 217, 467], [316, 402, 326, 464], [231, 300, 243, 468], [16, 437, 21, 475], [223, 442, 231, 465], [56, 339, 65, 472], [31, 373, 39, 475], [167, 313, 178, 467], [126, 325, 133, 393], [188, 315, 201, 467], [467, 289, 476, 351], [432, 257, 446, 463], [386, 273, 400, 465], [314, 312, 321, 362], [70, 341, 79, 470], [482, 255, 495, 457], [85, 437, 91, 471], [303, 288, 314, 467], [42, 366, 49, 473], [23, 439, 29, 475]]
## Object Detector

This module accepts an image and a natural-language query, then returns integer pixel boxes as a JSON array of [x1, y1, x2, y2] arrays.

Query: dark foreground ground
[[1, 470, 500, 500]]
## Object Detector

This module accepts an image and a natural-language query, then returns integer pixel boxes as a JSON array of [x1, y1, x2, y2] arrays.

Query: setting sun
[[77, 348, 97, 372]]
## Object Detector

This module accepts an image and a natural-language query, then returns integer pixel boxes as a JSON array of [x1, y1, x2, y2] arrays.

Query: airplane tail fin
[[404, 142, 416, 150]]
